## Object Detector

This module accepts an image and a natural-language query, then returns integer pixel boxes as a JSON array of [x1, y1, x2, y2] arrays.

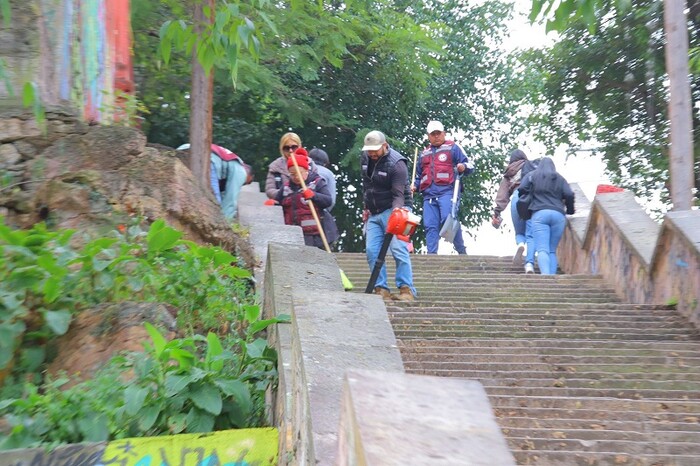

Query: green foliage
[[0, 319, 287, 449], [0, 374, 122, 449], [0, 219, 77, 373], [20, 82, 47, 134], [99, 90, 151, 127], [0, 0, 8, 28], [521, 0, 700, 206], [0, 216, 265, 375], [134, 0, 529, 252], [157, 0, 268, 85], [0, 218, 288, 449], [529, 0, 632, 33]]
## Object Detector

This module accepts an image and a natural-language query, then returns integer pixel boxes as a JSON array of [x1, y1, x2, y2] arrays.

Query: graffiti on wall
[[1, 429, 278, 466], [34, 0, 134, 124]]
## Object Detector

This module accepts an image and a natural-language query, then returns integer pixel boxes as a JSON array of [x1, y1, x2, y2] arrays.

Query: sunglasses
[[283, 145, 299, 152]]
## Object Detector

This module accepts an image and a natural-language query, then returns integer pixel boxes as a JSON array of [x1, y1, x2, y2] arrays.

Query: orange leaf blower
[[365, 208, 421, 293]]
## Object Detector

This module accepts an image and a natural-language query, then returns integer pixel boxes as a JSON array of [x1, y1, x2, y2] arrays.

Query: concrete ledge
[[650, 211, 700, 325], [567, 183, 592, 243], [292, 291, 404, 466], [240, 203, 286, 226], [338, 369, 516, 466], [583, 191, 660, 266], [559, 187, 699, 327]]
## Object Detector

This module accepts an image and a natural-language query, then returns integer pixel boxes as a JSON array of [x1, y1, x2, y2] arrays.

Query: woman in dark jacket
[[517, 157, 575, 275]]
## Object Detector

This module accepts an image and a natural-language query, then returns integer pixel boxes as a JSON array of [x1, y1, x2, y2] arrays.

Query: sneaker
[[513, 243, 525, 264], [374, 287, 392, 300], [391, 286, 415, 302], [524, 263, 535, 274]]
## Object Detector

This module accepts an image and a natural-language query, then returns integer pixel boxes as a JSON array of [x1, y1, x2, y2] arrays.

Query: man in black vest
[[361, 130, 417, 301]]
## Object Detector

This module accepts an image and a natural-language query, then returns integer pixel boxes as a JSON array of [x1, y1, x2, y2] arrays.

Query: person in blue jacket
[[412, 120, 473, 254], [177, 143, 252, 220]]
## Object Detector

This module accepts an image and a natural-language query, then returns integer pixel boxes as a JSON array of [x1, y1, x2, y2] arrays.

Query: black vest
[[361, 148, 412, 214]]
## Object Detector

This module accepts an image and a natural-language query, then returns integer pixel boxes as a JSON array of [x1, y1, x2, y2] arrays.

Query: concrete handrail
[[558, 185, 700, 327], [237, 183, 515, 465]]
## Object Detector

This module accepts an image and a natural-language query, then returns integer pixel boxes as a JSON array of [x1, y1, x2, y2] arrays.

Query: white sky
[[435, 3, 611, 257]]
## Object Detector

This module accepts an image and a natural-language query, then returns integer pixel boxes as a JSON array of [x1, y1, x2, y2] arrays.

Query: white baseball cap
[[362, 130, 387, 151], [426, 120, 445, 133]]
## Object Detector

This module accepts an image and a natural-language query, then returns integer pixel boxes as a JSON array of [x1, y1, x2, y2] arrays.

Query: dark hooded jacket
[[518, 157, 575, 216], [493, 149, 528, 216]]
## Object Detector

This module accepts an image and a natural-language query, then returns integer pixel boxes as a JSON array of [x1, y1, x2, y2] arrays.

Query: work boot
[[392, 286, 415, 302], [374, 287, 392, 300]]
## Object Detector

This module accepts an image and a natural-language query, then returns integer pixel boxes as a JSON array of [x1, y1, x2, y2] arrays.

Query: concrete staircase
[[335, 253, 700, 466]]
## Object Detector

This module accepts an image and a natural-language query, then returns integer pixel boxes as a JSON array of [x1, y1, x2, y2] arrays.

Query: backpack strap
[[211, 144, 240, 162]]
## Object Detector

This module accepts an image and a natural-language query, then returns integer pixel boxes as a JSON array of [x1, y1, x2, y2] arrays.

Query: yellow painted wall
[[101, 428, 278, 466]]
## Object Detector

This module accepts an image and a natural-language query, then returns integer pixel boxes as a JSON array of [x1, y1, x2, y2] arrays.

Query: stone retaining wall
[[559, 186, 700, 327]]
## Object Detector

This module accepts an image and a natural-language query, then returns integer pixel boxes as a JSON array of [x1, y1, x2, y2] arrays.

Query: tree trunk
[[663, 0, 694, 210], [189, 0, 215, 188]]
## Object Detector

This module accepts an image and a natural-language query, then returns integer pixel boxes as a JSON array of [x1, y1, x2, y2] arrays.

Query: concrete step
[[399, 338, 700, 352], [496, 416, 700, 432], [391, 307, 680, 317], [389, 302, 674, 311], [392, 316, 689, 329], [394, 328, 696, 340], [390, 292, 621, 302], [401, 351, 700, 365], [511, 451, 700, 466], [491, 405, 700, 423], [488, 396, 700, 413], [335, 252, 700, 465], [501, 426, 700, 443], [506, 436, 700, 455]]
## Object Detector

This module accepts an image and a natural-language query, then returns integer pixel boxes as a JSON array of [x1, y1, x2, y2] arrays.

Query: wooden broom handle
[[288, 153, 332, 253]]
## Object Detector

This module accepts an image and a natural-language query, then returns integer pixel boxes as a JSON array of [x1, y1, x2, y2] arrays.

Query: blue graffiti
[[675, 258, 688, 268]]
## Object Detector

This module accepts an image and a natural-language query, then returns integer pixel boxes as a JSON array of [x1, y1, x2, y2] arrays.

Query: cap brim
[[362, 144, 383, 151]]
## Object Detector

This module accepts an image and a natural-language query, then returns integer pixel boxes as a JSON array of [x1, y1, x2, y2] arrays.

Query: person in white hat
[[360, 130, 417, 301], [412, 120, 473, 254]]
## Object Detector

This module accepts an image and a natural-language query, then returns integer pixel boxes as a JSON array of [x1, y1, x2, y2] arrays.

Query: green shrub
[[0, 217, 288, 449]]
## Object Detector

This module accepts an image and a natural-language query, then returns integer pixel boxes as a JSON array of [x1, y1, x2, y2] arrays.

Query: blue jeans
[[513, 189, 534, 265], [510, 190, 526, 245], [525, 219, 534, 265], [366, 209, 417, 295], [423, 195, 466, 254], [531, 209, 566, 275]]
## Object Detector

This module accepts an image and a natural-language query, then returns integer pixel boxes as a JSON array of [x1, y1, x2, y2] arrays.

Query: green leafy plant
[[0, 217, 289, 449], [0, 321, 286, 449], [0, 369, 124, 450], [0, 219, 77, 376], [117, 324, 267, 435]]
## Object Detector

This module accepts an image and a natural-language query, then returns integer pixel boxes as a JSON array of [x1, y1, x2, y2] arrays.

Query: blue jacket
[[210, 155, 248, 219], [413, 142, 472, 198]]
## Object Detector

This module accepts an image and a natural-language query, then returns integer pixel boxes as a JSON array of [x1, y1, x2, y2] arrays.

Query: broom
[[289, 149, 354, 291]]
